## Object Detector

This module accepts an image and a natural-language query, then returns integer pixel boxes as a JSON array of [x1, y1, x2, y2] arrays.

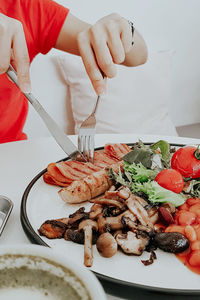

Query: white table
[[1, 133, 200, 300]]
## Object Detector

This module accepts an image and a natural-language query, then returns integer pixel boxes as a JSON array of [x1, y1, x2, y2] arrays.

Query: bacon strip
[[43, 143, 129, 188], [104, 143, 131, 160]]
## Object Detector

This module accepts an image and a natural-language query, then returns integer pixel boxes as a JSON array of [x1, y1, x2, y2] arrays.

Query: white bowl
[[0, 244, 106, 300]]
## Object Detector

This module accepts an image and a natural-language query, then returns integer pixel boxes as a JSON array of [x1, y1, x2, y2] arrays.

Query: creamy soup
[[0, 254, 91, 300]]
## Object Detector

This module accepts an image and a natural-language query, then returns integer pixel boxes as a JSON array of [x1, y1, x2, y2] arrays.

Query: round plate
[[20, 143, 200, 295]]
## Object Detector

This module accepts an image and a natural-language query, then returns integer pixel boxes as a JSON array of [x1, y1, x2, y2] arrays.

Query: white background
[[59, 0, 200, 126]]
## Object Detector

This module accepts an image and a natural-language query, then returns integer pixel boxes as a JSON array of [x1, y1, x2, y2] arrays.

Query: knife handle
[[6, 65, 86, 161], [6, 65, 58, 131]]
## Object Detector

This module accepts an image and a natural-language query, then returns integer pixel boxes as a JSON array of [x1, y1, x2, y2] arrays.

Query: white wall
[[56, 0, 200, 127]]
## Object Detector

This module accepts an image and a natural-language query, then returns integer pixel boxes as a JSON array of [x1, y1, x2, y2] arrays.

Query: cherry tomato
[[155, 169, 184, 193], [171, 146, 200, 178]]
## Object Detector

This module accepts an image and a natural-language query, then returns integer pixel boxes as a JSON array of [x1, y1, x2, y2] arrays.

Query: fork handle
[[92, 95, 100, 115]]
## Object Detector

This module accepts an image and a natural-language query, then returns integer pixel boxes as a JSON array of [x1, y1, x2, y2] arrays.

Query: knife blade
[[6, 65, 86, 162]]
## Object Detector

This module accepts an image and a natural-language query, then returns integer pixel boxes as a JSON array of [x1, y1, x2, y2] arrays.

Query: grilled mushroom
[[78, 219, 98, 267], [96, 232, 118, 258], [116, 231, 149, 255]]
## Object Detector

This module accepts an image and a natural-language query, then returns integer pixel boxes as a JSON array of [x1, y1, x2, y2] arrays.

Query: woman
[[0, 0, 147, 143]]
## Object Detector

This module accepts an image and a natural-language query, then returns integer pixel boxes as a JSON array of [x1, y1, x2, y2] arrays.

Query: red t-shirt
[[0, 0, 69, 143]]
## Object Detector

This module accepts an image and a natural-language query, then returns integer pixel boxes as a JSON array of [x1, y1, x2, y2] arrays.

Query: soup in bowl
[[0, 244, 106, 300]]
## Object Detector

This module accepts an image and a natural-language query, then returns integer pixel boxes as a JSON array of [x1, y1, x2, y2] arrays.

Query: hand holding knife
[[6, 65, 86, 162]]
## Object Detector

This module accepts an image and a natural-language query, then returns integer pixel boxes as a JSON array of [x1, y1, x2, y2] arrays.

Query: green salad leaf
[[124, 161, 157, 183], [150, 140, 171, 168], [122, 140, 153, 168], [131, 181, 185, 207], [185, 179, 200, 197]]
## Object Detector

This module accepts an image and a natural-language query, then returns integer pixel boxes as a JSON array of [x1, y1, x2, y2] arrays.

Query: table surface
[[1, 133, 200, 300]]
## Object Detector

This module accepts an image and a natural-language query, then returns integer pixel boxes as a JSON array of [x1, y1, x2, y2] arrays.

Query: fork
[[78, 95, 100, 163]]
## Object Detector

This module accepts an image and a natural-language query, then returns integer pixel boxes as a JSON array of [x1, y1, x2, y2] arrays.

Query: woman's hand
[[0, 13, 30, 93], [77, 14, 134, 95], [56, 13, 147, 95]]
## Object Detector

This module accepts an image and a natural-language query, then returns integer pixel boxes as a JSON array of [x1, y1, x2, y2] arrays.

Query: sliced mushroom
[[64, 229, 84, 244], [78, 219, 98, 267], [68, 207, 89, 228], [89, 204, 103, 219], [96, 232, 118, 258], [147, 207, 159, 225], [116, 231, 149, 255], [90, 198, 126, 210], [126, 195, 153, 228], [117, 187, 131, 200], [38, 220, 68, 239], [97, 211, 135, 233], [64, 229, 98, 245], [121, 215, 151, 234]]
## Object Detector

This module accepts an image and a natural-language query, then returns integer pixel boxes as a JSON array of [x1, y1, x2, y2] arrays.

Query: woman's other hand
[[0, 13, 30, 93]]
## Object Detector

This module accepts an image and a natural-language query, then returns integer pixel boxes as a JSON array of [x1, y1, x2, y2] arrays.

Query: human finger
[[120, 19, 133, 54], [12, 21, 31, 93], [106, 26, 125, 64], [77, 31, 106, 95], [89, 25, 117, 78]]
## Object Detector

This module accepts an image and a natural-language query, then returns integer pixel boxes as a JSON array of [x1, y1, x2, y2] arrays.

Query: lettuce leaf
[[132, 181, 185, 207], [124, 161, 157, 183]]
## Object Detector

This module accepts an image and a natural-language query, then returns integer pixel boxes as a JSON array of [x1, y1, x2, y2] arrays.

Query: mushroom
[[147, 207, 159, 225], [89, 204, 103, 219], [38, 220, 68, 239], [116, 231, 149, 255], [64, 229, 98, 245], [78, 219, 98, 267], [90, 198, 126, 210], [98, 210, 136, 233], [96, 232, 118, 258], [121, 215, 152, 234], [64, 229, 84, 244], [154, 232, 190, 253], [126, 195, 153, 228], [117, 187, 131, 200], [68, 207, 89, 228]]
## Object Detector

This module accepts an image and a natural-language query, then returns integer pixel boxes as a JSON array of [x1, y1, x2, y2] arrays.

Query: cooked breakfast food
[[40, 140, 200, 274]]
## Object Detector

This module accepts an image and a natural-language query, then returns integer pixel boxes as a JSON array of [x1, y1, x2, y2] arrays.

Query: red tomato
[[171, 146, 200, 178], [155, 169, 184, 193]]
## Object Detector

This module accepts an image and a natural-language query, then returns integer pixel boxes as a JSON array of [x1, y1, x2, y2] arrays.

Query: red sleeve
[[35, 0, 69, 55], [1, 0, 69, 60], [34, 0, 69, 55]]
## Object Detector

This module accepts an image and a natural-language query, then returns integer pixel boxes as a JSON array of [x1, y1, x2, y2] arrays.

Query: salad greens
[[109, 139, 185, 207], [184, 179, 200, 198], [150, 140, 171, 168], [124, 161, 157, 183], [131, 181, 185, 207], [122, 140, 153, 168]]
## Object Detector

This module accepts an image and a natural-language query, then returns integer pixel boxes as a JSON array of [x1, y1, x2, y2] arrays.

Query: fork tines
[[78, 129, 95, 163]]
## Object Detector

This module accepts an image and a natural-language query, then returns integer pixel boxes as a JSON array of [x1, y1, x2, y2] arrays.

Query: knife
[[6, 65, 86, 162]]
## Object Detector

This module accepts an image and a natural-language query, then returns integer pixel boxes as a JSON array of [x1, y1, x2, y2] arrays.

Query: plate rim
[[21, 142, 200, 295]]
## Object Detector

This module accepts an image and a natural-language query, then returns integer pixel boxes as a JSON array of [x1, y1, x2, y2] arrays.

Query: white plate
[[20, 143, 200, 294]]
